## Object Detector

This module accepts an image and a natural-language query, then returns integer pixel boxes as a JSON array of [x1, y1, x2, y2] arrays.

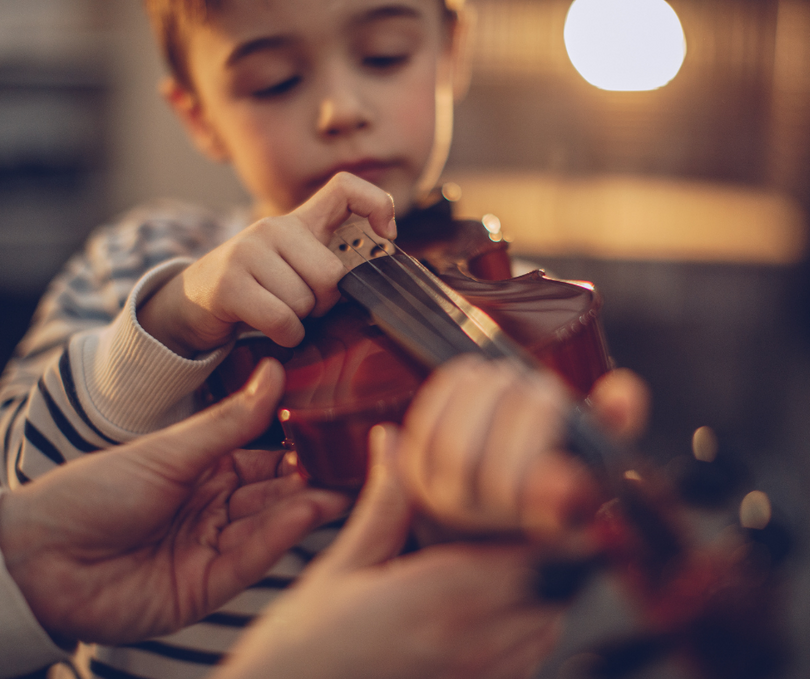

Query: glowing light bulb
[[564, 0, 686, 91]]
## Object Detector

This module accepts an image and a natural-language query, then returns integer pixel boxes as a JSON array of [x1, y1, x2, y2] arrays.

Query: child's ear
[[448, 5, 475, 102], [160, 77, 231, 163]]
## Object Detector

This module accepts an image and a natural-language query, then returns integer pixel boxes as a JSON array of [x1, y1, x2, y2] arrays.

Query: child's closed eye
[[252, 75, 302, 99], [363, 53, 410, 70]]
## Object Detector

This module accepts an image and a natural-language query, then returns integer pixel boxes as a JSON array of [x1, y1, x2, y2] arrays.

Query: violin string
[[384, 241, 513, 347], [333, 229, 473, 356], [336, 224, 619, 482], [334, 233, 438, 327], [336, 227, 464, 335], [336, 226, 524, 364], [340, 225, 529, 364]]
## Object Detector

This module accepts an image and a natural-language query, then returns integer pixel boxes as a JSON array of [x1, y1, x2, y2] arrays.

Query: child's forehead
[[194, 0, 450, 50], [202, 0, 454, 26]]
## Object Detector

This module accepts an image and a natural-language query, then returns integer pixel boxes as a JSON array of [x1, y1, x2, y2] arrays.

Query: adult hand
[[215, 424, 563, 679], [396, 356, 650, 541], [138, 172, 397, 356], [0, 359, 351, 646]]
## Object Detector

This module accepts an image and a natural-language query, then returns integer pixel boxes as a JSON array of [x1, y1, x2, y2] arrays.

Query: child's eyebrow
[[225, 35, 293, 67], [353, 4, 423, 26], [226, 35, 290, 68], [225, 4, 423, 68]]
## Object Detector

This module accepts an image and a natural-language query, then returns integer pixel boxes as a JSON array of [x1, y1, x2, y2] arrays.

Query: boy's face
[[172, 0, 458, 217]]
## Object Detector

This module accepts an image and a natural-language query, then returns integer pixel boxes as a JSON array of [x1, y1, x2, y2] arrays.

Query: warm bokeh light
[[740, 490, 772, 530], [692, 425, 718, 463], [481, 213, 502, 235], [564, 0, 687, 91]]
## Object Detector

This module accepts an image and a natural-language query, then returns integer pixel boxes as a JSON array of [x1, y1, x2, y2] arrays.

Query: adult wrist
[[0, 492, 74, 675]]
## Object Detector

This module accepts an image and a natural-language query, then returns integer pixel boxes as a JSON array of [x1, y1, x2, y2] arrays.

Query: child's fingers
[[258, 220, 346, 318], [293, 172, 397, 244], [246, 241, 327, 319], [219, 275, 307, 347], [130, 359, 286, 483]]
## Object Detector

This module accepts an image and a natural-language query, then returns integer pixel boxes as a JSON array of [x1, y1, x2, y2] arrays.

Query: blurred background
[[1, 0, 809, 676]]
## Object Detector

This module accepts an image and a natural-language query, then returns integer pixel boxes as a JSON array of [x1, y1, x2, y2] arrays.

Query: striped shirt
[[0, 199, 342, 679]]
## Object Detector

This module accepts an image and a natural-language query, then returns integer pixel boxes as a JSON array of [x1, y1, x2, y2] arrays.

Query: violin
[[205, 199, 611, 489], [204, 198, 791, 678]]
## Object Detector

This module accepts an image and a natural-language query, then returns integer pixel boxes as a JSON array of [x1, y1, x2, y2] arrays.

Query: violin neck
[[332, 221, 531, 370]]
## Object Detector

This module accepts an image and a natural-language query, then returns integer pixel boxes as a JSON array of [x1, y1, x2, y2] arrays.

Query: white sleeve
[[70, 257, 233, 439], [0, 492, 72, 677], [1, 201, 241, 487], [6, 258, 234, 486]]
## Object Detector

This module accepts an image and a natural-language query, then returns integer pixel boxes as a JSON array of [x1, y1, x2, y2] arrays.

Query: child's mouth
[[322, 159, 397, 186]]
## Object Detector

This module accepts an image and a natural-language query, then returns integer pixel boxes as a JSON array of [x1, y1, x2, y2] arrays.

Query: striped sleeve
[[0, 200, 241, 488]]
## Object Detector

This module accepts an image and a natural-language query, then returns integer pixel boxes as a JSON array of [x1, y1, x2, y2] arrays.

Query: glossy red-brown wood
[[207, 215, 610, 489]]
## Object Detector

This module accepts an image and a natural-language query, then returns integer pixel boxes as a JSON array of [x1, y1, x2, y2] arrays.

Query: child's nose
[[316, 73, 371, 137]]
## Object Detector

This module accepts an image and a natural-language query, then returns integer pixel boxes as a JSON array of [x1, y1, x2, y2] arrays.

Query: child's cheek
[[391, 78, 440, 154]]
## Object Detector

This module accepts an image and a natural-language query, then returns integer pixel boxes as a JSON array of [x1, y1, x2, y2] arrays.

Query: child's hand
[[138, 172, 397, 357], [396, 356, 649, 542]]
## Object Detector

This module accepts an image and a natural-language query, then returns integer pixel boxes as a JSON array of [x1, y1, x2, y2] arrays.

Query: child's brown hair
[[143, 0, 464, 91]]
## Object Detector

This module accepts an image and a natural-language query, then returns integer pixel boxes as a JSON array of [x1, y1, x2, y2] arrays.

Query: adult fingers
[[315, 424, 413, 573], [231, 448, 287, 486], [397, 354, 496, 514], [398, 355, 598, 538], [411, 358, 526, 527], [210, 485, 352, 606], [520, 448, 602, 545], [228, 466, 344, 522], [129, 359, 285, 484], [474, 368, 571, 531], [293, 172, 397, 244], [476, 611, 563, 679], [588, 368, 651, 442], [399, 356, 566, 532]]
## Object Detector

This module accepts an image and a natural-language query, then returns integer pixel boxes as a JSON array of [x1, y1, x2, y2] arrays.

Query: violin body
[[206, 212, 610, 489], [204, 205, 790, 677]]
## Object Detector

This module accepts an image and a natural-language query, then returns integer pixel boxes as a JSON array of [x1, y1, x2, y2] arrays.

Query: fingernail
[[244, 358, 271, 398], [369, 424, 389, 458], [387, 218, 397, 239], [368, 424, 398, 471]]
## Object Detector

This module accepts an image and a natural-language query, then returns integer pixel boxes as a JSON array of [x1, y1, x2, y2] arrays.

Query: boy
[[0, 1, 616, 677], [0, 1, 486, 676], [2, 0, 468, 489]]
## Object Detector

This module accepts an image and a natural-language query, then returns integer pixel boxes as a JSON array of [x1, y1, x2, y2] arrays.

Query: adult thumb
[[318, 424, 413, 572], [132, 358, 285, 483]]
